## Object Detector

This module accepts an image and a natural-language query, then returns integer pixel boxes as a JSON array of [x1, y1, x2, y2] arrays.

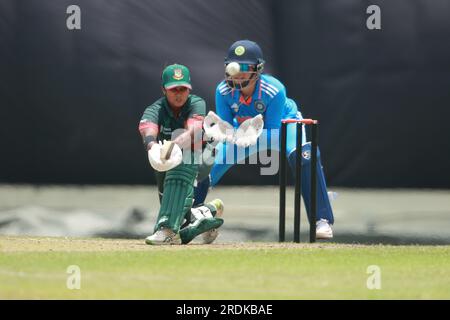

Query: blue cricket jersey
[[215, 74, 299, 129]]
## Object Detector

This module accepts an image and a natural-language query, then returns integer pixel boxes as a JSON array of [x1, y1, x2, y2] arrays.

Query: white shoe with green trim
[[145, 228, 181, 245]]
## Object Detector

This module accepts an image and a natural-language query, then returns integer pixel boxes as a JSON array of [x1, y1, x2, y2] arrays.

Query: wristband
[[143, 135, 156, 150]]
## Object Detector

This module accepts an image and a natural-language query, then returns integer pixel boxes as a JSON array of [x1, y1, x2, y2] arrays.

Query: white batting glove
[[148, 140, 183, 172], [234, 114, 264, 148], [203, 111, 235, 144]]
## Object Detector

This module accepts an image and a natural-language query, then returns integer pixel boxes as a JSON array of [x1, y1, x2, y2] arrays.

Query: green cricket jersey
[[139, 95, 206, 141]]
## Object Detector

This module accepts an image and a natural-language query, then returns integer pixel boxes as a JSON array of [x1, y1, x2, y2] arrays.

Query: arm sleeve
[[264, 89, 286, 129], [141, 104, 160, 123], [139, 104, 160, 133], [215, 87, 234, 125], [187, 96, 206, 118], [186, 96, 206, 129]]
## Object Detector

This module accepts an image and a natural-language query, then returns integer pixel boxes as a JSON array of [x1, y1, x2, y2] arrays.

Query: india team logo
[[173, 68, 184, 80], [254, 100, 266, 113], [234, 46, 245, 56], [302, 150, 311, 160]]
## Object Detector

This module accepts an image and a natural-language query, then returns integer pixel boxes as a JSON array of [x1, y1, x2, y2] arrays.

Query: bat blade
[[160, 141, 175, 160]]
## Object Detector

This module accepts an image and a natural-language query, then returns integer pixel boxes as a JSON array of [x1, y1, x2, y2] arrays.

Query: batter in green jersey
[[138, 64, 224, 245]]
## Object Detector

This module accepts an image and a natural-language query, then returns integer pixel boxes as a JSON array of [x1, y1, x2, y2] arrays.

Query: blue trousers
[[194, 123, 334, 224]]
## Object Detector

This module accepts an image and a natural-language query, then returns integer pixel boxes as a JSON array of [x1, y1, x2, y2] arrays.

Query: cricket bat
[[160, 140, 175, 161]]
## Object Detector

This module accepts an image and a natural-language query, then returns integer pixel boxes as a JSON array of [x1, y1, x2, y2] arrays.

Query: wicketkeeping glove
[[203, 111, 234, 144], [234, 114, 264, 148]]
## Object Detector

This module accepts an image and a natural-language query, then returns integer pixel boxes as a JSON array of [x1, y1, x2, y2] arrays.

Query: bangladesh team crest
[[173, 68, 184, 80]]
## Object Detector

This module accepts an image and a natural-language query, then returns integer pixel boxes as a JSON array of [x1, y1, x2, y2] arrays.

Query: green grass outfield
[[0, 236, 449, 299]]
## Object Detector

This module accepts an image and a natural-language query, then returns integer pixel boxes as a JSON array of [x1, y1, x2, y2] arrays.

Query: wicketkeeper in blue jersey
[[196, 40, 335, 239]]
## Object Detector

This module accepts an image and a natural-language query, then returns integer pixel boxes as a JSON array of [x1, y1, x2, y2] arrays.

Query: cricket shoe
[[179, 216, 224, 244], [145, 228, 181, 245], [201, 199, 224, 244], [316, 219, 333, 239]]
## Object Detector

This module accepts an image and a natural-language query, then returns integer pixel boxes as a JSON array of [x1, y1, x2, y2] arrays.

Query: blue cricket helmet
[[224, 40, 265, 65]]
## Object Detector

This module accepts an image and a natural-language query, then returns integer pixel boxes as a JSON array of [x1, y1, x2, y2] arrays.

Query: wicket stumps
[[279, 119, 319, 243]]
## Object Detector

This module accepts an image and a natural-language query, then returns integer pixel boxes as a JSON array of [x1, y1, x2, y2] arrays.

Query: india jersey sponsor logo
[[231, 103, 239, 113]]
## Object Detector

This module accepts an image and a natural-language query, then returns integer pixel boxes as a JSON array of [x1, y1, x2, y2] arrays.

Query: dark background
[[1, 0, 449, 188]]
